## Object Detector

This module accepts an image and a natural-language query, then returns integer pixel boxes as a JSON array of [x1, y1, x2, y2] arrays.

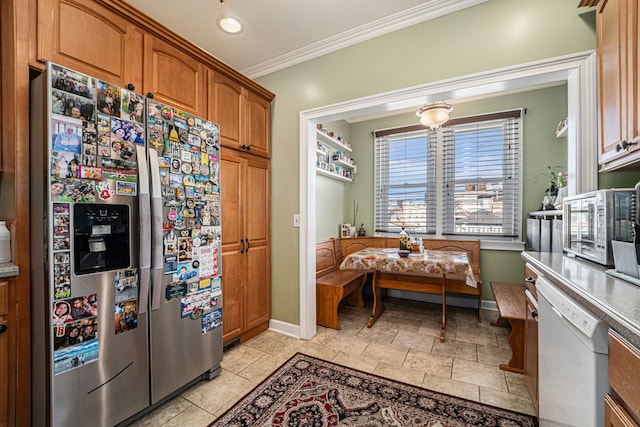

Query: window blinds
[[441, 112, 521, 238], [374, 109, 522, 241]]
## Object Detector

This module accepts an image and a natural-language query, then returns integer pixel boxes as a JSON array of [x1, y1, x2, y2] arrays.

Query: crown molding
[[241, 0, 489, 79]]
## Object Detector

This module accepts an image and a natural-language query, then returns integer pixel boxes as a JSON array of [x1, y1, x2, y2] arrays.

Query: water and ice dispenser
[[73, 204, 130, 275]]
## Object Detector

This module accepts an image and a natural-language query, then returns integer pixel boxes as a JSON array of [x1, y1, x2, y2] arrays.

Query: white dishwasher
[[536, 276, 609, 427]]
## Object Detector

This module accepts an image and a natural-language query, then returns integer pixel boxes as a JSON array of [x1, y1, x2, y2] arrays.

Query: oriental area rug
[[209, 353, 537, 427]]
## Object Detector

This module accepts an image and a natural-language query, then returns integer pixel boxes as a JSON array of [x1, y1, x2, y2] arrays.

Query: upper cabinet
[[143, 36, 207, 117], [598, 0, 640, 171], [36, 0, 143, 89], [242, 91, 271, 158], [208, 70, 242, 147]]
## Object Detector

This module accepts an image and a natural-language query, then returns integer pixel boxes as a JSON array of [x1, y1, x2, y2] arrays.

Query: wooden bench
[[316, 238, 366, 329], [490, 281, 526, 373]]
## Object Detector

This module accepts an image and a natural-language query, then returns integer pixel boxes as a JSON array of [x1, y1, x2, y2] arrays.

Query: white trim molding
[[298, 50, 597, 339]]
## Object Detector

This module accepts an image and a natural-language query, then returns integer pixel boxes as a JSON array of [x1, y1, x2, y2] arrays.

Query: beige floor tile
[[477, 343, 512, 366], [244, 330, 303, 358], [331, 351, 379, 373], [505, 371, 530, 398], [430, 338, 477, 361], [392, 330, 435, 351], [418, 321, 455, 339], [161, 404, 215, 427], [373, 361, 425, 387], [325, 332, 371, 355], [308, 327, 339, 345], [181, 370, 254, 414], [356, 323, 399, 343], [480, 387, 537, 416], [335, 317, 368, 335], [220, 345, 266, 374], [129, 396, 192, 427], [361, 340, 409, 366], [403, 348, 453, 378], [455, 325, 499, 346], [237, 353, 288, 383], [451, 358, 507, 392], [421, 373, 480, 402], [297, 340, 340, 360]]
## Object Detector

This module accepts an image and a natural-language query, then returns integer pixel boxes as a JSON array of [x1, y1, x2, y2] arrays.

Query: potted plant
[[538, 166, 567, 210]]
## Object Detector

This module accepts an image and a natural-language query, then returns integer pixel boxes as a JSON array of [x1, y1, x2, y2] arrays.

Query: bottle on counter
[[0, 221, 10, 263], [399, 227, 410, 251]]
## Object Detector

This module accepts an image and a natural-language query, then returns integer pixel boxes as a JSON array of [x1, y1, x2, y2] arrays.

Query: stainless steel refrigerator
[[30, 62, 223, 426]]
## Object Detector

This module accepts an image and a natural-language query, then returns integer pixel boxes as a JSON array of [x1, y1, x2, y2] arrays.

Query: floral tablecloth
[[340, 248, 477, 288]]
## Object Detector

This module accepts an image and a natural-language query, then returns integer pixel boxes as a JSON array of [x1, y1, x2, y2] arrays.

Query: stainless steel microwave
[[563, 189, 635, 266]]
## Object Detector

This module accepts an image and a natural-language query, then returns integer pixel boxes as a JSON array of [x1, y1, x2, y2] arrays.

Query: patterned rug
[[210, 352, 537, 426]]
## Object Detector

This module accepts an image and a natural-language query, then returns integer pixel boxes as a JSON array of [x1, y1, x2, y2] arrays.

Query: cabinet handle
[[245, 238, 250, 251], [532, 311, 538, 319], [246, 145, 251, 151], [616, 140, 635, 152], [526, 276, 536, 284], [0, 323, 7, 334], [240, 239, 245, 254], [127, 83, 135, 91], [147, 92, 154, 99], [241, 144, 247, 150]]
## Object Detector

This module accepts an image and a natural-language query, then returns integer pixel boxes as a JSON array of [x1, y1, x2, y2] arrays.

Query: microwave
[[563, 189, 635, 266]]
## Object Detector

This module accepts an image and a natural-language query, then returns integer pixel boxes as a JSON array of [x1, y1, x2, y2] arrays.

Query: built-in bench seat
[[490, 281, 526, 373], [315, 238, 366, 330]]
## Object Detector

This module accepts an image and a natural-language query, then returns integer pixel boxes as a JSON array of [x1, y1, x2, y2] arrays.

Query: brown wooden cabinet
[[524, 288, 538, 415], [0, 280, 9, 426], [242, 91, 271, 158], [607, 329, 640, 426], [36, 0, 143, 89], [208, 70, 242, 148], [220, 148, 270, 344], [143, 35, 207, 117], [598, 0, 640, 170]]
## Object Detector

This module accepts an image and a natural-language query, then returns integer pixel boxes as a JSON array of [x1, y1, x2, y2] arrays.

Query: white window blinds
[[374, 110, 522, 241]]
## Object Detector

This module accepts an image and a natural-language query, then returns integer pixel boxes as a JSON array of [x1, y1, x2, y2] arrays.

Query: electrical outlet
[[293, 214, 300, 227]]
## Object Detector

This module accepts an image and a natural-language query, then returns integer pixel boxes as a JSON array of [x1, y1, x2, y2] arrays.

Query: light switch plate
[[293, 214, 300, 227]]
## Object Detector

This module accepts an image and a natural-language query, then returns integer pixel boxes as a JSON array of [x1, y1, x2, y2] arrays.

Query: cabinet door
[[208, 70, 242, 149], [37, 0, 143, 88], [599, 0, 627, 157], [524, 294, 539, 414], [243, 155, 270, 331], [630, 0, 640, 146], [221, 149, 244, 344], [243, 91, 271, 158], [604, 394, 638, 427], [143, 36, 206, 116], [0, 281, 8, 427]]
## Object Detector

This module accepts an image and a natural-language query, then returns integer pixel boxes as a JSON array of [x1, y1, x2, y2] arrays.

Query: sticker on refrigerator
[[52, 294, 99, 374], [201, 308, 222, 335], [120, 91, 144, 124], [165, 282, 187, 301], [96, 80, 121, 117], [51, 150, 80, 179], [198, 244, 219, 279], [115, 268, 138, 302], [164, 255, 178, 274], [173, 262, 197, 282], [180, 289, 211, 318], [95, 181, 115, 201], [115, 181, 137, 196], [50, 63, 96, 118], [210, 277, 222, 297], [114, 298, 138, 334], [51, 177, 95, 203], [164, 230, 177, 255], [54, 338, 99, 375], [79, 165, 102, 180]]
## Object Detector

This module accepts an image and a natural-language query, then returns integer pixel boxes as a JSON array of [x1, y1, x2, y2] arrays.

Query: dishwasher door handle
[[550, 305, 564, 319]]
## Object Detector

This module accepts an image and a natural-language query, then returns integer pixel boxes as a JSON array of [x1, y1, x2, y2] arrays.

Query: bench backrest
[[316, 238, 338, 278], [423, 238, 481, 279]]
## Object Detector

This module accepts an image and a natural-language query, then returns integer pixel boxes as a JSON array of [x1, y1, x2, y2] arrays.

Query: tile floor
[[131, 297, 536, 426]]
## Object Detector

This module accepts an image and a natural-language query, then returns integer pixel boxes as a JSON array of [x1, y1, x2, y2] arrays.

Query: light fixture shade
[[217, 16, 243, 34], [416, 102, 453, 129]]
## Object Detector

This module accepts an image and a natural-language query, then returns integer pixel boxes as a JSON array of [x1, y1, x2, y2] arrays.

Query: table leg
[[440, 275, 446, 342], [367, 270, 386, 328]]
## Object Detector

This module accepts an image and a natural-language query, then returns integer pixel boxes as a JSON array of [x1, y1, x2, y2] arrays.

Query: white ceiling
[[125, 0, 488, 79]]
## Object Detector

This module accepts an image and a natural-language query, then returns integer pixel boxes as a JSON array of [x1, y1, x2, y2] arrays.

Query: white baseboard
[[269, 293, 497, 339]]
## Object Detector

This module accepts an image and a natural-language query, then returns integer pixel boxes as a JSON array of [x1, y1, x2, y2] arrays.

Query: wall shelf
[[316, 167, 352, 182], [315, 129, 356, 182]]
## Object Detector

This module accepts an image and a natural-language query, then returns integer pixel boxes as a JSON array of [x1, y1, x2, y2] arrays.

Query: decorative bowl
[[398, 250, 411, 258]]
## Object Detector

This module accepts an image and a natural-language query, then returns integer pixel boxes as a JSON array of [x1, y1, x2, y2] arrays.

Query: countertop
[[0, 262, 19, 278], [522, 251, 640, 348]]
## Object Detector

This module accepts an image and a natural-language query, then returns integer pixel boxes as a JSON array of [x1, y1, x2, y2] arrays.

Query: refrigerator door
[[146, 100, 223, 403], [31, 63, 150, 427]]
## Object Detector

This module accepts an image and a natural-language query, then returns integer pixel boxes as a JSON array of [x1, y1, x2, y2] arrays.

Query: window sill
[[480, 240, 525, 251]]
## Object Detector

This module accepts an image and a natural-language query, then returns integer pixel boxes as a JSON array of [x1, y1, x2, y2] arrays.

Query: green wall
[[256, 0, 598, 326]]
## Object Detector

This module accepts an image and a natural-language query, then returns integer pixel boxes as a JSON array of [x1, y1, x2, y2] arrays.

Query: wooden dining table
[[340, 247, 477, 342]]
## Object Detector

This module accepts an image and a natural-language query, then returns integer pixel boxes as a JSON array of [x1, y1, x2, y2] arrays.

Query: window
[[374, 110, 522, 241]]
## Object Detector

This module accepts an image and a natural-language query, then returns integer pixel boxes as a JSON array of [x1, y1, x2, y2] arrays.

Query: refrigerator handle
[[148, 149, 164, 311], [137, 145, 151, 315]]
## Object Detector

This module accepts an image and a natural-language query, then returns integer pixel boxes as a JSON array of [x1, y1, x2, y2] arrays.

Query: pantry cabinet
[[598, 0, 640, 171], [36, 0, 144, 89], [208, 70, 242, 148], [242, 91, 271, 158], [220, 149, 271, 344]]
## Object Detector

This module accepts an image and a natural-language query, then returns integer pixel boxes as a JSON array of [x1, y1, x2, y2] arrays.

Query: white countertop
[[522, 251, 640, 348]]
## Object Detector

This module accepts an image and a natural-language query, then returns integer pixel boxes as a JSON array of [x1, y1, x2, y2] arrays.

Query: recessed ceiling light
[[217, 16, 243, 34]]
